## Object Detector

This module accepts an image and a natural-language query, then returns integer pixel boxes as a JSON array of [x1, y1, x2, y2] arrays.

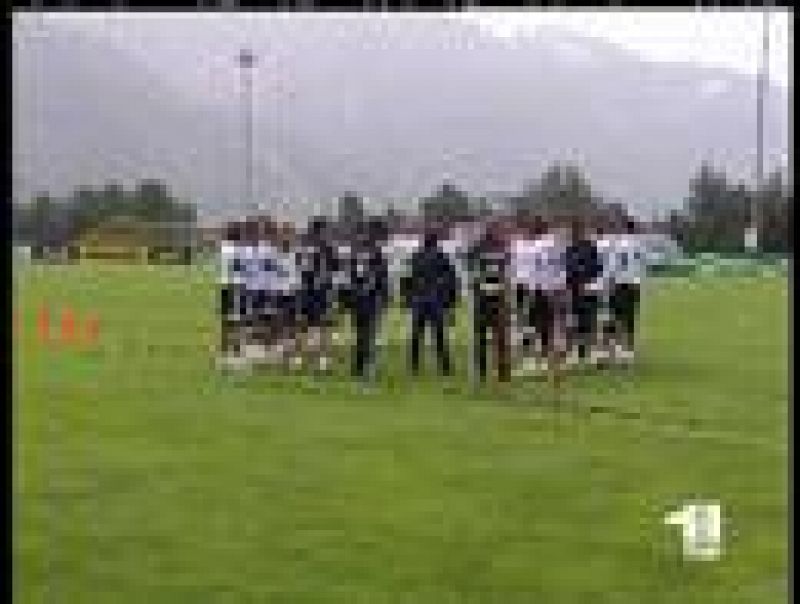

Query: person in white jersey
[[586, 221, 616, 365], [218, 219, 280, 367], [608, 217, 646, 363], [511, 215, 546, 371], [541, 220, 570, 379], [511, 216, 568, 375], [219, 220, 247, 365]]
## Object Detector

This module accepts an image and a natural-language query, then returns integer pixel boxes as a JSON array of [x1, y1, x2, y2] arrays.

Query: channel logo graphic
[[664, 500, 723, 561]]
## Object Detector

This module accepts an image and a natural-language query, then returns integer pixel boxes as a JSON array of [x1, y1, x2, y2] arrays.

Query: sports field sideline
[[13, 263, 788, 602]]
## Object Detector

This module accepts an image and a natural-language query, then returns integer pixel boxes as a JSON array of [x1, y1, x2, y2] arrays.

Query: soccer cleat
[[520, 357, 543, 374], [612, 344, 635, 365], [564, 350, 580, 368], [244, 343, 268, 362], [217, 353, 249, 371], [589, 347, 610, 366], [261, 345, 282, 364]]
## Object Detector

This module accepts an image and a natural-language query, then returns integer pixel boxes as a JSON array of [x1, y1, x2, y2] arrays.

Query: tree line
[[338, 162, 792, 255], [667, 163, 791, 255], [335, 164, 632, 237], [13, 163, 792, 256], [12, 179, 196, 248]]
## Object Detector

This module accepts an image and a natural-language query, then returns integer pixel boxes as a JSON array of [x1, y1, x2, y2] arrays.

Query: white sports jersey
[[333, 245, 352, 289], [511, 237, 541, 288], [440, 238, 461, 261], [220, 242, 241, 286], [276, 245, 301, 293], [599, 235, 645, 286], [221, 242, 299, 292], [587, 237, 615, 294], [612, 235, 646, 285], [511, 234, 566, 292], [385, 236, 421, 287]]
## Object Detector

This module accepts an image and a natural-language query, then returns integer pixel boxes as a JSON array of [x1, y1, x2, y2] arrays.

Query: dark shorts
[[570, 290, 599, 337], [220, 285, 237, 320], [276, 294, 298, 325], [412, 295, 449, 322], [522, 289, 564, 350], [299, 288, 333, 326], [528, 289, 553, 332], [610, 283, 640, 332], [574, 288, 599, 309], [474, 293, 506, 324], [337, 286, 354, 313], [220, 287, 276, 324], [221, 286, 248, 322]]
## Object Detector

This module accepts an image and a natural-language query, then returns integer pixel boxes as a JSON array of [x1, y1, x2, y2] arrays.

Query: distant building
[[14, 245, 32, 264], [77, 216, 197, 263], [30, 210, 81, 262], [196, 223, 227, 252]]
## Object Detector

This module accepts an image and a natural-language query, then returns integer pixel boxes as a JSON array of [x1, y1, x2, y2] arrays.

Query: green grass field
[[13, 263, 789, 603]]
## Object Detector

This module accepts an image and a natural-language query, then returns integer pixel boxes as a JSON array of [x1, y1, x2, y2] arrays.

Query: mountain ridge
[[12, 17, 790, 223]]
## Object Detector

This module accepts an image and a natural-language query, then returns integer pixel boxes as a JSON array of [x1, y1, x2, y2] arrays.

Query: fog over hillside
[[12, 14, 790, 223]]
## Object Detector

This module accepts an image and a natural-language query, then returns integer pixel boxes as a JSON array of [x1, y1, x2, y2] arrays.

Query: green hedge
[[650, 254, 789, 278]]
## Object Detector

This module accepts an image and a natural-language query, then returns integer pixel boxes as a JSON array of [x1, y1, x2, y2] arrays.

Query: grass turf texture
[[13, 263, 788, 602]]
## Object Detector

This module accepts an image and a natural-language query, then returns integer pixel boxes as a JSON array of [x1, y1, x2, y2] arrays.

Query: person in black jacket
[[468, 221, 512, 383], [402, 228, 459, 376], [346, 222, 390, 380], [564, 217, 603, 362], [295, 217, 340, 372]]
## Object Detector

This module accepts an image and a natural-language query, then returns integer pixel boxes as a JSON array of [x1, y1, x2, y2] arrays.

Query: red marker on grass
[[61, 307, 76, 346], [84, 312, 100, 347], [36, 306, 50, 345]]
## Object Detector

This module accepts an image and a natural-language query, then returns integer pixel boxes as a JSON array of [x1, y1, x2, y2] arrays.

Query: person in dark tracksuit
[[295, 217, 340, 372], [468, 224, 512, 383], [401, 230, 460, 376], [564, 218, 603, 362], [344, 228, 390, 380], [271, 224, 300, 363]]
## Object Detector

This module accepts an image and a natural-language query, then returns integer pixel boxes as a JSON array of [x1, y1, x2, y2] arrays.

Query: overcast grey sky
[[17, 10, 791, 99], [12, 10, 791, 220], [463, 10, 791, 89]]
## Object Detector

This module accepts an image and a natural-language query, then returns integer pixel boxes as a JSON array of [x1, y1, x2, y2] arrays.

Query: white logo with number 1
[[664, 501, 723, 560]]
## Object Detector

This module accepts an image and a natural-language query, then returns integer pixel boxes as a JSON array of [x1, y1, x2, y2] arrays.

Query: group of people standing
[[218, 216, 391, 378], [217, 213, 646, 385]]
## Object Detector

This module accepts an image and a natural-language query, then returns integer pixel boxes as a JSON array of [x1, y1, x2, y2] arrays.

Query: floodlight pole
[[238, 48, 257, 214], [748, 8, 770, 253]]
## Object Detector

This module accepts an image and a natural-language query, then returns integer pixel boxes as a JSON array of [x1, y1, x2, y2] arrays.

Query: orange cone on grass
[[84, 312, 100, 347], [36, 306, 50, 345], [60, 307, 77, 346]]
